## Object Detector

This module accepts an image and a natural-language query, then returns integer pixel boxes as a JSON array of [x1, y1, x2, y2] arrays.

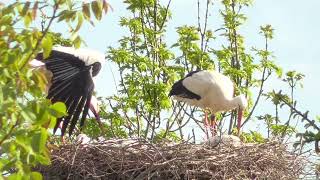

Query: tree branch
[[20, 1, 59, 69]]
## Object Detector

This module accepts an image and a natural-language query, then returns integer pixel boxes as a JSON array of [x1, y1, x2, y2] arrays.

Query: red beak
[[237, 108, 243, 136], [89, 96, 100, 120]]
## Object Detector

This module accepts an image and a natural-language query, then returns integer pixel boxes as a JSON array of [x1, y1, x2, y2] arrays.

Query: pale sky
[[51, 0, 320, 134]]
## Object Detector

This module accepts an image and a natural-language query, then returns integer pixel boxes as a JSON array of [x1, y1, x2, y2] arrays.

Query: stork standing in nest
[[169, 70, 248, 136]]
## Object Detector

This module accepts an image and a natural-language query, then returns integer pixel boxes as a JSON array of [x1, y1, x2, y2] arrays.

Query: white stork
[[169, 70, 248, 136], [29, 46, 105, 136]]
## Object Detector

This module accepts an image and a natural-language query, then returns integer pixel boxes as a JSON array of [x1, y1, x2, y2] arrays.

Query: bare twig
[[20, 1, 59, 69], [280, 98, 320, 131]]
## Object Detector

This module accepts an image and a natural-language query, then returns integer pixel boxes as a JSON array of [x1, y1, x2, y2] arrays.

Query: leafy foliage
[[0, 0, 108, 178], [241, 131, 265, 143], [106, 0, 179, 141], [102, 0, 287, 143]]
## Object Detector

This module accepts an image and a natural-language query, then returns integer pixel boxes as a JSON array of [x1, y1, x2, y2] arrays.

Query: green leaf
[[8, 173, 22, 180], [82, 3, 91, 19], [34, 153, 50, 165], [75, 12, 84, 32], [0, 87, 3, 105], [24, 11, 33, 27], [57, 10, 76, 22], [91, 0, 103, 20], [16, 135, 34, 154], [49, 102, 67, 118], [73, 36, 82, 48], [21, 1, 31, 16], [170, 43, 179, 48], [48, 116, 57, 129], [32, 128, 48, 153], [21, 109, 37, 121], [30, 172, 43, 180], [42, 36, 53, 59]]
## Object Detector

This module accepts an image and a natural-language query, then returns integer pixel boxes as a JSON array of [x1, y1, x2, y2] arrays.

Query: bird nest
[[36, 138, 304, 179]]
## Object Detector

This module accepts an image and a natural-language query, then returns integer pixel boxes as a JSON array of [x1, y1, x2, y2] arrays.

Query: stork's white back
[[182, 70, 235, 112], [183, 70, 234, 98], [207, 70, 234, 99]]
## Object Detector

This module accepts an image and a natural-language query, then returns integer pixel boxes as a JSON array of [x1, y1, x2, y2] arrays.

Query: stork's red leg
[[204, 111, 210, 139], [204, 111, 209, 127], [237, 120, 241, 136], [58, 122, 65, 144], [210, 114, 217, 137], [237, 109, 243, 136], [60, 136, 64, 144]]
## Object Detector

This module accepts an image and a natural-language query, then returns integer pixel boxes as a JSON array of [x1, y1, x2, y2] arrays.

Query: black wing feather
[[169, 70, 202, 100], [68, 70, 94, 135], [48, 80, 73, 99], [39, 50, 95, 136], [52, 70, 80, 83], [169, 79, 201, 100], [80, 93, 92, 128], [185, 70, 201, 77], [68, 96, 87, 135]]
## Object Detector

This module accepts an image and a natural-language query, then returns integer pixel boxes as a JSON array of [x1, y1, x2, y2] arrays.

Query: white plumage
[[53, 46, 105, 66], [169, 70, 248, 136]]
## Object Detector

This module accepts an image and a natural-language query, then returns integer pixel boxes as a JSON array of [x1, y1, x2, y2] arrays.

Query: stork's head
[[90, 62, 102, 77], [238, 94, 248, 110], [236, 94, 248, 136]]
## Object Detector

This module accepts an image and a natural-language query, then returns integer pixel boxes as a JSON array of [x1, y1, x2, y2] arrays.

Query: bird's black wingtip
[[168, 88, 177, 97]]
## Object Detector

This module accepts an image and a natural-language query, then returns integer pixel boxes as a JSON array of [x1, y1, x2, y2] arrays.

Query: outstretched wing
[[38, 50, 94, 136]]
